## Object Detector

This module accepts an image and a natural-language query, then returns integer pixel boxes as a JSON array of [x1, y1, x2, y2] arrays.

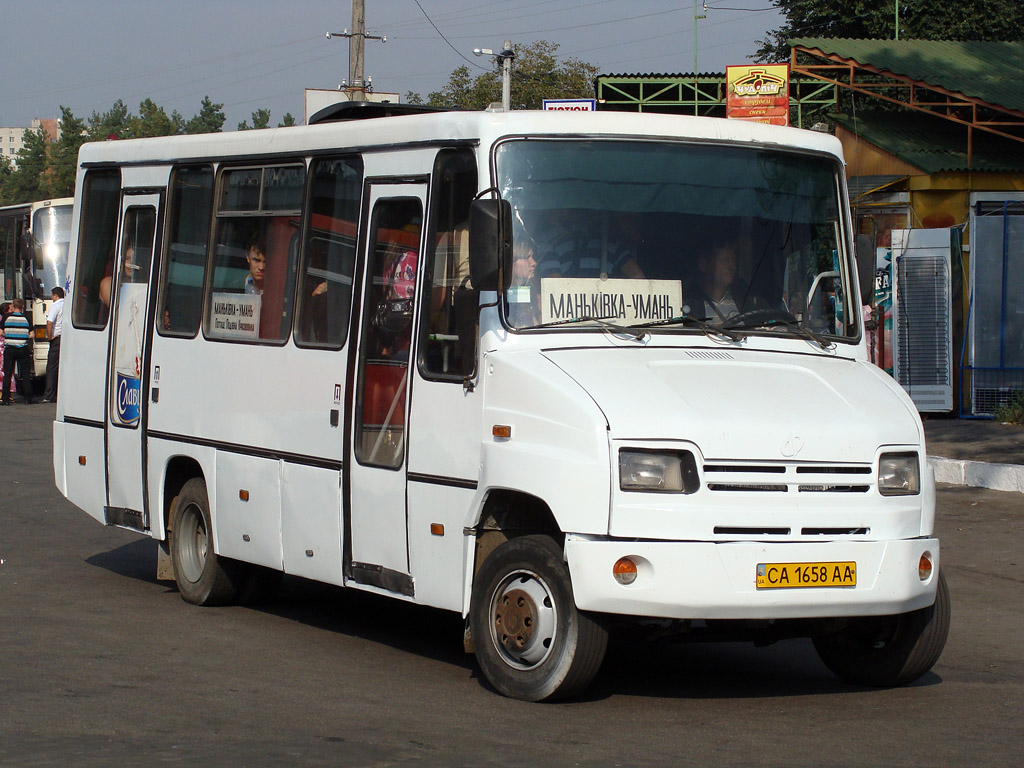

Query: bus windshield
[[496, 139, 855, 341], [32, 203, 73, 296]]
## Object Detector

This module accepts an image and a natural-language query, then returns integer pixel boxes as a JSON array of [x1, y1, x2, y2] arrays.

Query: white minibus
[[0, 197, 74, 378], [53, 104, 948, 701]]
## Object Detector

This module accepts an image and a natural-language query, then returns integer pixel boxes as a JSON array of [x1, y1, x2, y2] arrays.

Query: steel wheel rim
[[178, 502, 208, 584], [488, 569, 557, 670]]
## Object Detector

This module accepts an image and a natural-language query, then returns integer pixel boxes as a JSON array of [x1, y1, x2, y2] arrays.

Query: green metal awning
[[790, 39, 1024, 166]]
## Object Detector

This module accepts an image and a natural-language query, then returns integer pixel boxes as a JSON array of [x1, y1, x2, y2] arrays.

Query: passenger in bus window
[[372, 213, 420, 360], [687, 239, 763, 322], [376, 243, 417, 359], [244, 232, 266, 295], [507, 239, 539, 327], [98, 244, 136, 308], [535, 209, 644, 280]]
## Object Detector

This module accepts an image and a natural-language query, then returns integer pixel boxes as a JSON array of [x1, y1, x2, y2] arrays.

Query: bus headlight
[[619, 450, 699, 493], [878, 452, 920, 496]]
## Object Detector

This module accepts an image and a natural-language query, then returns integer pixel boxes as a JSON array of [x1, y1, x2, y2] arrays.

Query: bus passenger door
[[105, 195, 161, 530], [346, 186, 425, 595]]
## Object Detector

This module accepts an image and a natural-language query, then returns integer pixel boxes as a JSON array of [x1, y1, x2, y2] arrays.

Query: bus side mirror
[[855, 234, 874, 305], [469, 198, 512, 292]]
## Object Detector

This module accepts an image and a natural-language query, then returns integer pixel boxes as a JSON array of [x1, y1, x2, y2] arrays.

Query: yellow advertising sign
[[726, 64, 790, 126]]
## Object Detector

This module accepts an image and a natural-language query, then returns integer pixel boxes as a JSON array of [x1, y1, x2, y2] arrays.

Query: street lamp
[[474, 41, 515, 111]]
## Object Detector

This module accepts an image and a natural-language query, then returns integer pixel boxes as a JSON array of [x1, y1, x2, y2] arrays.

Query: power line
[[411, 0, 487, 69]]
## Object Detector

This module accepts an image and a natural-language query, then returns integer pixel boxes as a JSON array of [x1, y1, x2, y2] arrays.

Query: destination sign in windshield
[[540, 278, 683, 324]]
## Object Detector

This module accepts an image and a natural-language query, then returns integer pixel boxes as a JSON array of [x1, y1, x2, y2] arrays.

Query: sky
[[1, 0, 784, 130]]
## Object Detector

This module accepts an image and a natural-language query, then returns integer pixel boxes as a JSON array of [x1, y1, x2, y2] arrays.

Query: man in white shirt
[[43, 286, 64, 403]]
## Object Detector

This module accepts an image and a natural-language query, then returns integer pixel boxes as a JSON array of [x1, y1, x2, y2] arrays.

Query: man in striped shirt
[[1, 298, 34, 405]]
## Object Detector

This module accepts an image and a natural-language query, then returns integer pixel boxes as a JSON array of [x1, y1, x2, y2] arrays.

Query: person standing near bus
[[0, 302, 12, 400], [1, 298, 34, 405], [42, 286, 65, 403]]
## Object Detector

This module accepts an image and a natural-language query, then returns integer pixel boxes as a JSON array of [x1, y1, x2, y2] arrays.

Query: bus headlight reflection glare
[[877, 452, 920, 496], [619, 450, 698, 493]]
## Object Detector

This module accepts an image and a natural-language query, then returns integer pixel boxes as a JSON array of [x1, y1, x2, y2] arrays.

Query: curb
[[929, 456, 1024, 493]]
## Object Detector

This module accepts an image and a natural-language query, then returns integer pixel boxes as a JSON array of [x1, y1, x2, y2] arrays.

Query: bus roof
[[0, 198, 74, 215], [76, 109, 844, 168]]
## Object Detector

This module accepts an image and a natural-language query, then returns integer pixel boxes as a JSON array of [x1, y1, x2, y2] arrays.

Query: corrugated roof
[[598, 72, 726, 80], [790, 38, 1024, 114], [832, 110, 1024, 173]]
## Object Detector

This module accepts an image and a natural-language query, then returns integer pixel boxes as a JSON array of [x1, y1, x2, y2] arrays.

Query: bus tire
[[469, 534, 608, 701], [170, 477, 242, 606], [813, 570, 950, 686]]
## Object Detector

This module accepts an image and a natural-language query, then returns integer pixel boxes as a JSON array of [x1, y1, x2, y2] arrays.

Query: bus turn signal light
[[613, 557, 638, 585], [919, 552, 933, 581], [492, 425, 512, 439]]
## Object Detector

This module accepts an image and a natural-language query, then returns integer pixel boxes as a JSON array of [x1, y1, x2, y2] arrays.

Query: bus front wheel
[[469, 534, 608, 701], [813, 570, 950, 686], [170, 478, 242, 606]]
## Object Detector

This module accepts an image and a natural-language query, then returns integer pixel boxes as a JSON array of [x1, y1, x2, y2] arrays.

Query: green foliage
[[238, 108, 272, 131], [133, 98, 176, 138], [184, 96, 227, 134], [4, 127, 49, 204], [0, 154, 14, 202], [757, 0, 1024, 62], [87, 99, 133, 141], [0, 94, 244, 204], [44, 106, 87, 198], [410, 40, 599, 111], [278, 112, 296, 127], [993, 392, 1024, 425]]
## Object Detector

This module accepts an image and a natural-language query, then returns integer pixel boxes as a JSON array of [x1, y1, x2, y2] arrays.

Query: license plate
[[756, 561, 856, 589]]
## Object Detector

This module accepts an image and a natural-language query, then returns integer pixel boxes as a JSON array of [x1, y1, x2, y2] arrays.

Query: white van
[[53, 106, 948, 701]]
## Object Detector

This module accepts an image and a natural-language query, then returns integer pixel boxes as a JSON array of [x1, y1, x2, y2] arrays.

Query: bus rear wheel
[[813, 570, 950, 686], [469, 534, 608, 701], [170, 478, 243, 606]]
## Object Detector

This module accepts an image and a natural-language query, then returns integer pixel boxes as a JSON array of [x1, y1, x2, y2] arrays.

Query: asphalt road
[[2, 404, 1022, 767]]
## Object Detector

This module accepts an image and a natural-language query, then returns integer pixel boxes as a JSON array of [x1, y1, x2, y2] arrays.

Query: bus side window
[[419, 148, 477, 379], [159, 165, 213, 337], [295, 155, 363, 348], [206, 164, 304, 343], [72, 169, 121, 329]]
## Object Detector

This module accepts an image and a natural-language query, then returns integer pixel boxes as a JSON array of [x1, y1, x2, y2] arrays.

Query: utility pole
[[473, 41, 516, 111], [500, 41, 514, 112], [693, 0, 706, 74], [693, 0, 706, 116], [326, 0, 386, 100]]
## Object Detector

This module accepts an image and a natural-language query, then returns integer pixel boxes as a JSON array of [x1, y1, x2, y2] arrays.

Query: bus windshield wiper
[[532, 314, 646, 340], [632, 314, 744, 342], [722, 309, 834, 350]]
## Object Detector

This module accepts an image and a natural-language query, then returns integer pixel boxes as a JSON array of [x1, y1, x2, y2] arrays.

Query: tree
[[87, 99, 133, 141], [132, 98, 176, 138], [5, 127, 48, 203], [278, 113, 296, 127], [757, 0, 1024, 62], [184, 96, 226, 134], [238, 108, 272, 131], [43, 106, 86, 198], [411, 40, 599, 111], [0, 155, 15, 204]]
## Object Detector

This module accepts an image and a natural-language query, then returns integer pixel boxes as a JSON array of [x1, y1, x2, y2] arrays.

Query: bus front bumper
[[564, 535, 939, 620]]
